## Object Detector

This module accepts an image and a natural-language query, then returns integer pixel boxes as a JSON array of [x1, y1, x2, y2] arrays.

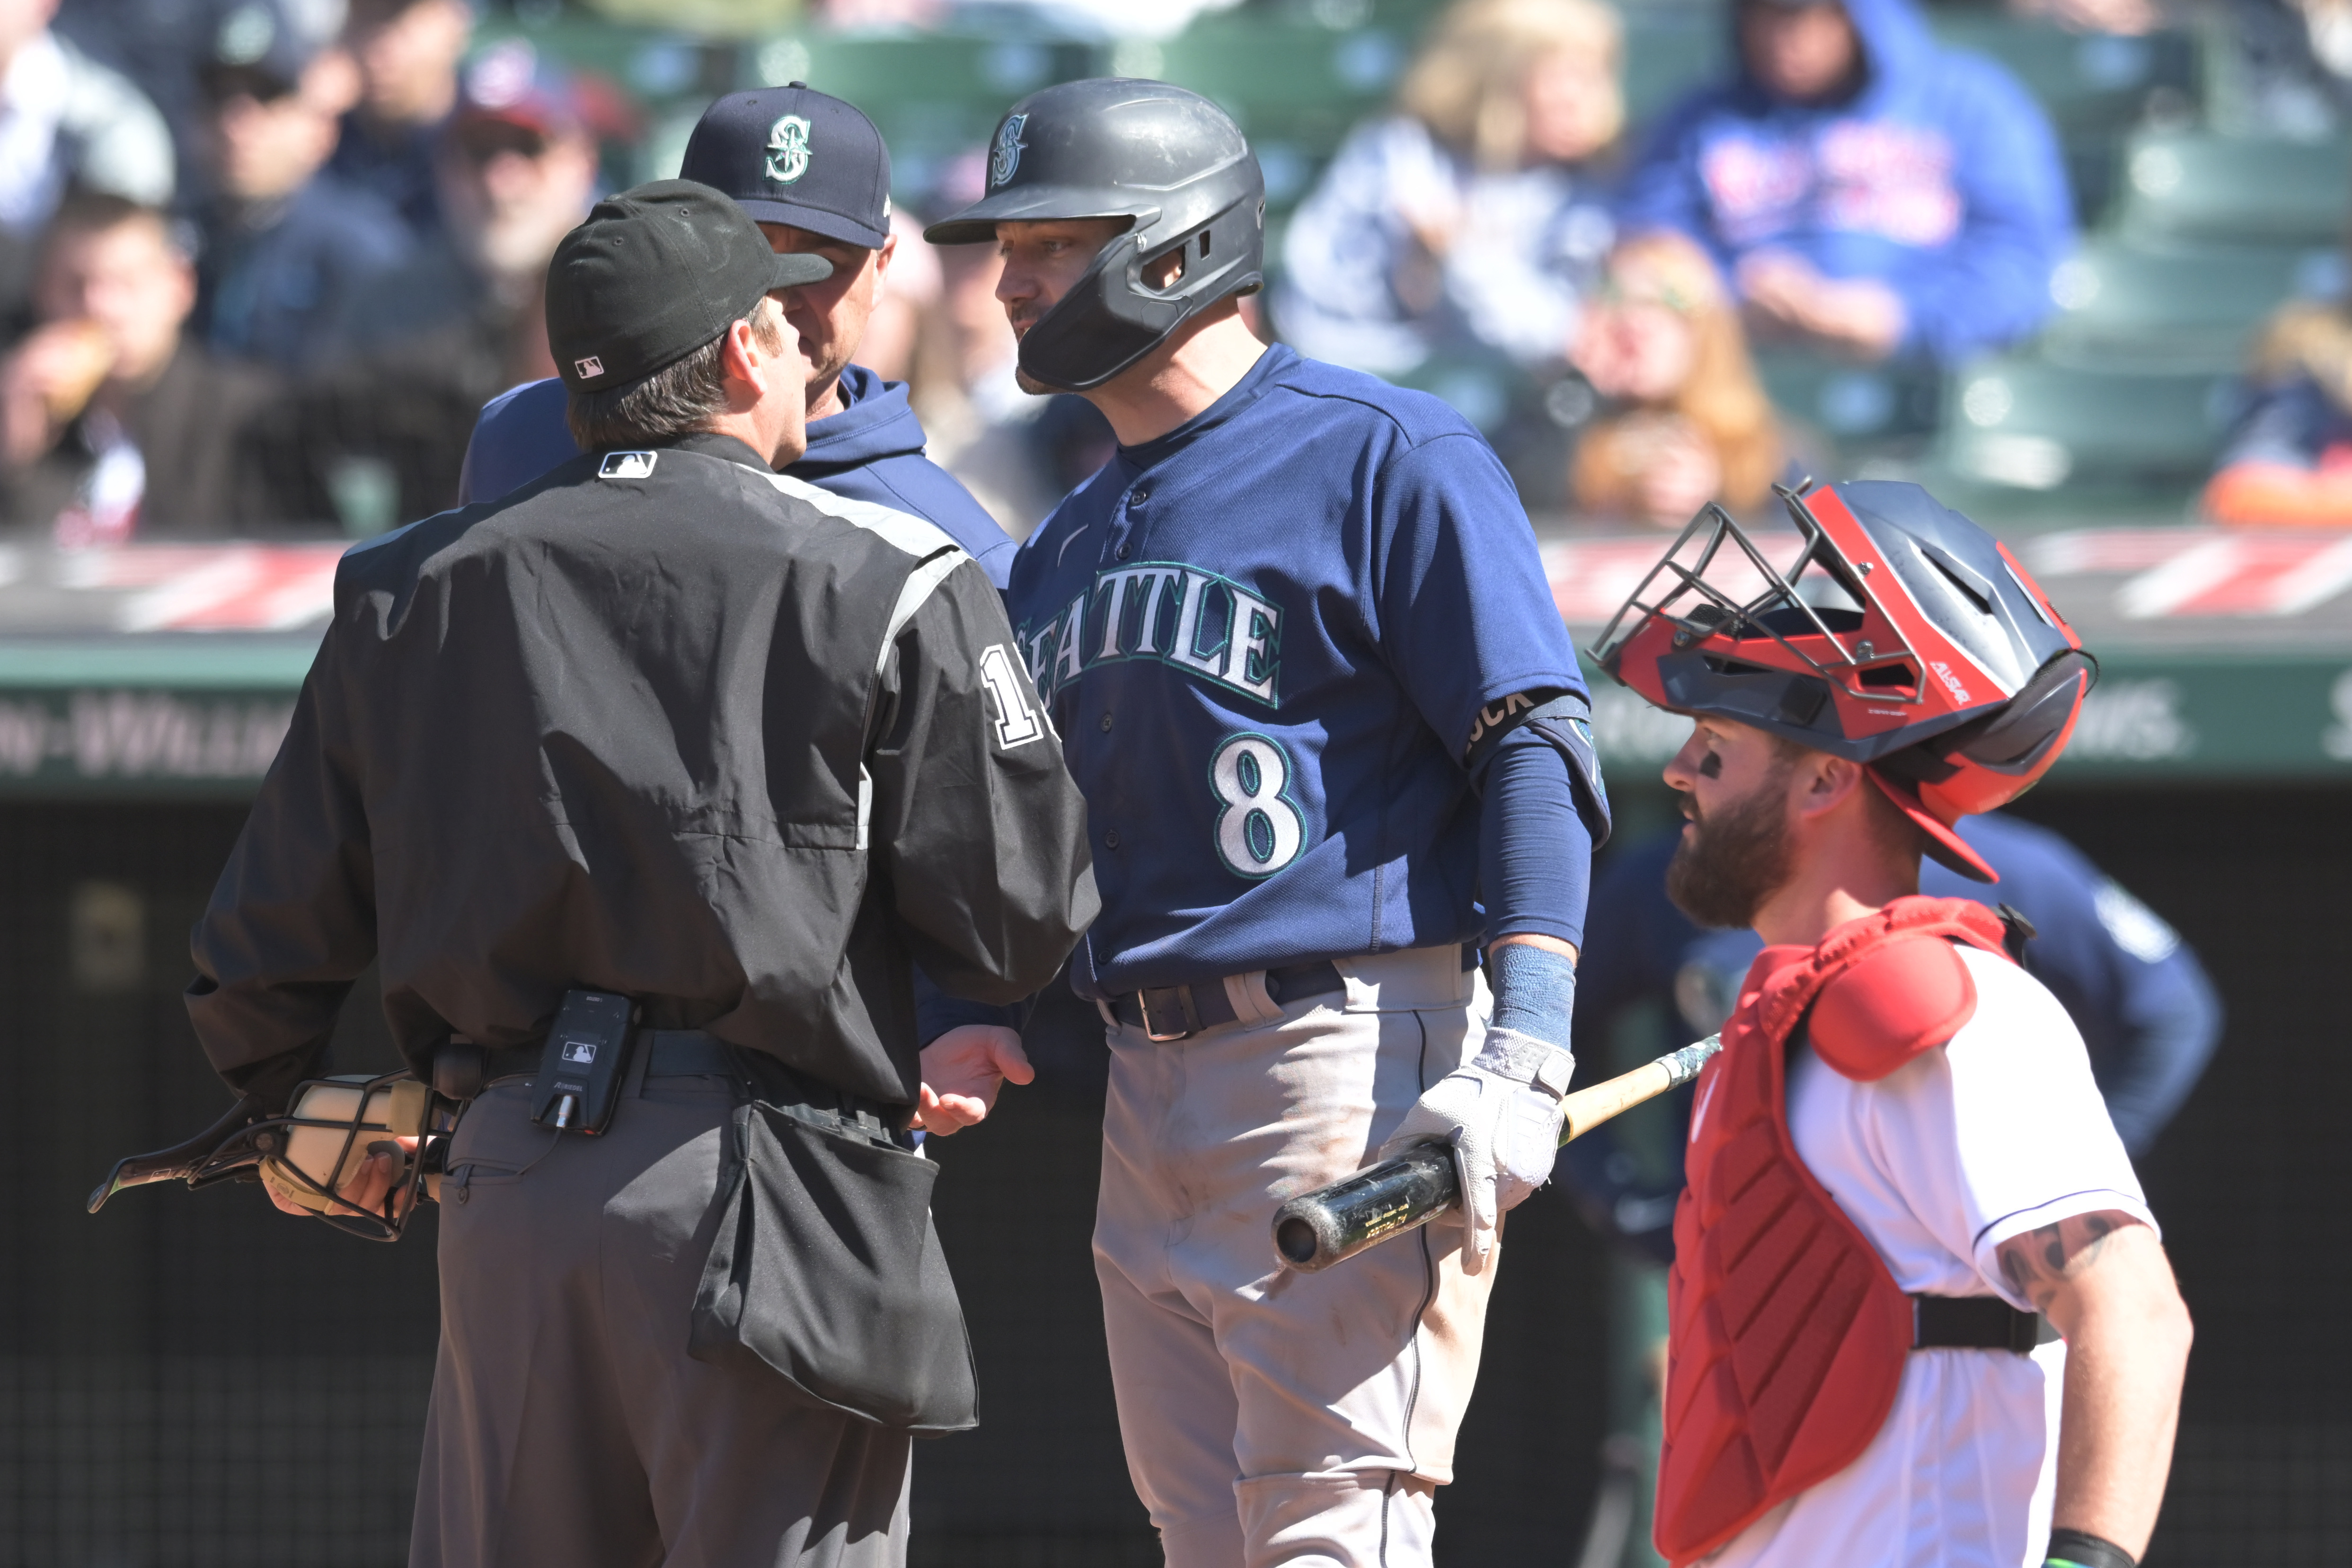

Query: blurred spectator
[[1276, 0, 1620, 381], [330, 0, 473, 242], [336, 43, 595, 376], [858, 206, 938, 385], [0, 0, 174, 319], [2202, 294, 2352, 525], [1619, 0, 2073, 366], [1569, 231, 1785, 528], [264, 42, 597, 532], [0, 193, 275, 542], [192, 0, 411, 372]]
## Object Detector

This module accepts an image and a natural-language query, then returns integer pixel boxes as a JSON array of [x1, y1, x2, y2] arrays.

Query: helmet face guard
[[88, 1071, 453, 1242], [1013, 183, 1266, 390], [1592, 481, 2095, 879]]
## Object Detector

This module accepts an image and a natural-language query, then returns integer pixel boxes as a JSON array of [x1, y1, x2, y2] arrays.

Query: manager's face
[[760, 221, 895, 405]]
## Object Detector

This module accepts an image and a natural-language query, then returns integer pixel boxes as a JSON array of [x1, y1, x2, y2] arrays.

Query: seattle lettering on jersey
[[1017, 559, 1282, 708]]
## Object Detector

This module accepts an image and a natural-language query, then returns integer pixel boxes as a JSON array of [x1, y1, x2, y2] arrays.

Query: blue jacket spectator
[[1617, 0, 2073, 366], [1561, 811, 2222, 1263], [460, 365, 1020, 589], [191, 0, 410, 372], [1276, 0, 1621, 380]]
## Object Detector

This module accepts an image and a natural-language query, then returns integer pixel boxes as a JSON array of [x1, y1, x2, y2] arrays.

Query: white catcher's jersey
[[1705, 947, 2157, 1568]]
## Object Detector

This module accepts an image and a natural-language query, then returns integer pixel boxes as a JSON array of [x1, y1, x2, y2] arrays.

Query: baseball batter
[[924, 80, 1610, 1567], [1594, 481, 2193, 1568]]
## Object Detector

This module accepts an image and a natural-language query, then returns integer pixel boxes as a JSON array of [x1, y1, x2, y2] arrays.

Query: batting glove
[[1379, 1027, 1573, 1274]]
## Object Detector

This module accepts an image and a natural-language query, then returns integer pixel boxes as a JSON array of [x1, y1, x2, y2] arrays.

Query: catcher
[[1593, 480, 2193, 1568]]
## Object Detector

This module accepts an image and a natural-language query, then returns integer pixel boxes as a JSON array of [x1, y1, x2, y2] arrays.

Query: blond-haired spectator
[[2202, 292, 2352, 525], [1276, 0, 1622, 380], [1572, 231, 1786, 528]]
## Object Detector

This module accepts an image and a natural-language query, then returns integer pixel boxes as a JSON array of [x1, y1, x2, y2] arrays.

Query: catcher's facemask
[[88, 1071, 456, 1242], [1590, 480, 2096, 881]]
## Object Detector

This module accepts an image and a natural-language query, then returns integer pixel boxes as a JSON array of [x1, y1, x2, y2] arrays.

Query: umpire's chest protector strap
[[1655, 897, 2013, 1566]]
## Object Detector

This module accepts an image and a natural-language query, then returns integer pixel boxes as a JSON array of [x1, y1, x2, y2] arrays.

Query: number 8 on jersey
[[1210, 733, 1304, 877]]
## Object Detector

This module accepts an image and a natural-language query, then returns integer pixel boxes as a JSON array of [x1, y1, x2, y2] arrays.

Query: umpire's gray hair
[[565, 297, 787, 452]]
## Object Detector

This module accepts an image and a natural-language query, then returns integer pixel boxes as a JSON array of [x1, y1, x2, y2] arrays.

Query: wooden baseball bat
[[1269, 1035, 1721, 1273]]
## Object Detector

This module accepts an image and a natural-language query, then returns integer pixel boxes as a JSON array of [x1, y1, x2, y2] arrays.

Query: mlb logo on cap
[[575, 355, 604, 378]]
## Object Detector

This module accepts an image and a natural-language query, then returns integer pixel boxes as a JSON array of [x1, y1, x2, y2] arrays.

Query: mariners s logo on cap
[[765, 114, 812, 184], [990, 114, 1027, 190]]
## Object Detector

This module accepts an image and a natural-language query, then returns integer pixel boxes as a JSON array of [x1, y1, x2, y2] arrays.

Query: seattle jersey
[[1004, 343, 1584, 996]]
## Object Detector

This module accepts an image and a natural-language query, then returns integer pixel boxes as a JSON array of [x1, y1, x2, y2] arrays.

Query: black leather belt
[[1910, 1293, 2056, 1355], [478, 1029, 734, 1084], [1110, 961, 1347, 1042]]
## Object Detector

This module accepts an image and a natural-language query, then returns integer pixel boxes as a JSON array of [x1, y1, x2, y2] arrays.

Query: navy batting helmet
[[924, 78, 1264, 390]]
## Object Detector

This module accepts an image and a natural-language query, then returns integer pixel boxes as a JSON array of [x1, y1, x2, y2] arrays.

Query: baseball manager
[[456, 83, 1020, 589], [182, 180, 1095, 1566], [928, 80, 1609, 1565]]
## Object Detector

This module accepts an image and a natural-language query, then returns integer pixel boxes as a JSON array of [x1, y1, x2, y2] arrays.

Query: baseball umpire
[[456, 82, 1020, 589], [183, 180, 1095, 1566], [925, 80, 1610, 1564], [1593, 482, 2193, 1568]]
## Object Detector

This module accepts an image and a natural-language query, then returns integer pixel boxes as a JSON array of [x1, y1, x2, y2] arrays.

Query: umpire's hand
[[915, 1028, 1035, 1135]]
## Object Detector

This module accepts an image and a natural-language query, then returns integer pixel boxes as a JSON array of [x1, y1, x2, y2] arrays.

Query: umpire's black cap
[[546, 180, 833, 394], [681, 84, 892, 248]]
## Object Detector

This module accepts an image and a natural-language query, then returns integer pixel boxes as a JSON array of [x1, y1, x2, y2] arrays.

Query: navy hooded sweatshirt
[[456, 364, 1019, 587], [1617, 0, 2073, 364]]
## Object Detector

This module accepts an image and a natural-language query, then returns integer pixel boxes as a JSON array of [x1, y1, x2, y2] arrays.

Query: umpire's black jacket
[[186, 430, 1098, 1108]]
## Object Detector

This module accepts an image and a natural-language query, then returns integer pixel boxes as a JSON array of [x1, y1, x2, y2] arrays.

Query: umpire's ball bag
[[688, 1096, 978, 1434]]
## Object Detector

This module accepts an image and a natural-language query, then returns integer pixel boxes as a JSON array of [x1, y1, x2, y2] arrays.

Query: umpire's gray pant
[[410, 1061, 912, 1568]]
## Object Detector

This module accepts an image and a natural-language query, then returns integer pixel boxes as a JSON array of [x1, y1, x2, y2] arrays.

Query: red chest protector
[[1653, 897, 2015, 1566]]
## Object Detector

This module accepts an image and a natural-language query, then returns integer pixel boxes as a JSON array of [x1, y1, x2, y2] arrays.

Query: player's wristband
[[2045, 1528, 2136, 1568]]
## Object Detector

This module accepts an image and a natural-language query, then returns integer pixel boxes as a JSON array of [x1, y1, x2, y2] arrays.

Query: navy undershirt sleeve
[[1478, 726, 1592, 951]]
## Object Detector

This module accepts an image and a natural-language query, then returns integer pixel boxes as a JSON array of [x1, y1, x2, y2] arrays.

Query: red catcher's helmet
[[1590, 481, 2096, 882]]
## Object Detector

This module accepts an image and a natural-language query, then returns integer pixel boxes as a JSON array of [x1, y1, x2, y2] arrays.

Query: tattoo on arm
[[1995, 1210, 2143, 1312]]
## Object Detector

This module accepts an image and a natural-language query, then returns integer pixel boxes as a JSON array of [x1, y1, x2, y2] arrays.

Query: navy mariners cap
[[680, 85, 892, 249], [546, 180, 834, 394]]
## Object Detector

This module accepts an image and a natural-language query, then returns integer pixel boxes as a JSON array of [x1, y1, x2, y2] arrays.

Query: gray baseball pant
[[410, 1061, 912, 1568], [1092, 944, 1501, 1568]]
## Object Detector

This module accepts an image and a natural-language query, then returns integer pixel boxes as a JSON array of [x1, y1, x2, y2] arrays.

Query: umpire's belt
[[1110, 962, 1346, 1042], [1909, 1293, 2057, 1355], [478, 1029, 735, 1083]]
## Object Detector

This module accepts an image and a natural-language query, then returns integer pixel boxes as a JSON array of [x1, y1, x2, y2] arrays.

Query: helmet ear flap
[[1875, 649, 2097, 817]]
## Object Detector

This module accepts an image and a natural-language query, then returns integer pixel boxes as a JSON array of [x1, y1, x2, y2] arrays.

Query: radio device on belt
[[529, 989, 639, 1134]]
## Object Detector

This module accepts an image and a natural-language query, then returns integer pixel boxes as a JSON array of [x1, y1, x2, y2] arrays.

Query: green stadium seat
[[735, 33, 1097, 196], [2038, 238, 2339, 370], [1928, 17, 2193, 135], [2111, 128, 2352, 247], [1619, 7, 1726, 124], [1146, 12, 1412, 209], [1755, 350, 1942, 444], [1935, 354, 2238, 492]]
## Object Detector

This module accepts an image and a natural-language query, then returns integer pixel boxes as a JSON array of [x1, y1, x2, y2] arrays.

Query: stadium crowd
[[0, 0, 2348, 542]]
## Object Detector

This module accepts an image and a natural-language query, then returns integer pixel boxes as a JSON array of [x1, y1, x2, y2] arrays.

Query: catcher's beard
[[1667, 763, 1796, 930]]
